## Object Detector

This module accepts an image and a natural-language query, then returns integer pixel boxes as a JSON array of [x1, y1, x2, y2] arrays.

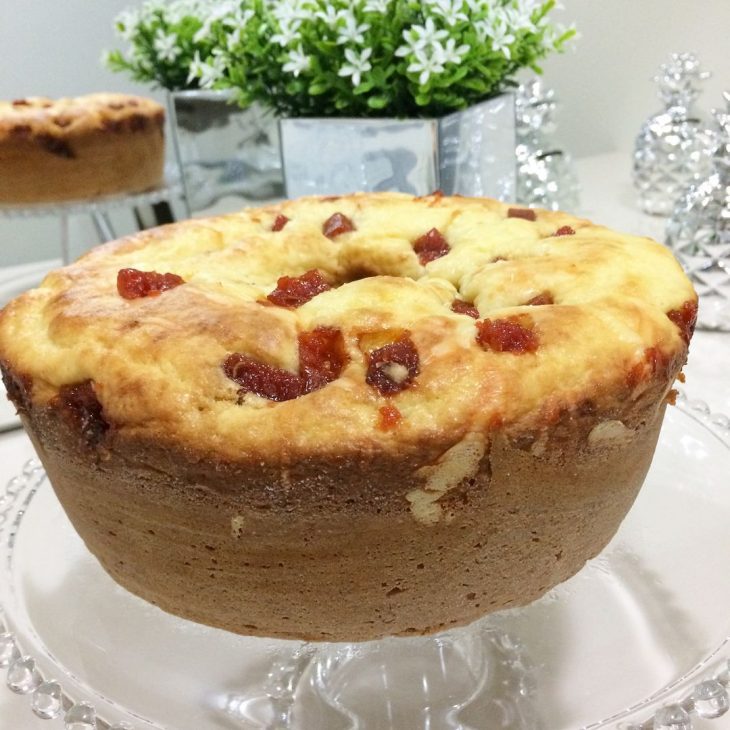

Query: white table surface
[[0, 152, 728, 729]]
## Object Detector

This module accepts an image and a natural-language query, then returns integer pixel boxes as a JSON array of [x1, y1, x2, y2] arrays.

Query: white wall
[[0, 0, 728, 265], [541, 0, 730, 157]]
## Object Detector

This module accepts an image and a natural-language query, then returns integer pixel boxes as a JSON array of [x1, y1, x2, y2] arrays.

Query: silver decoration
[[633, 53, 715, 216], [515, 77, 580, 211], [279, 93, 515, 199], [168, 90, 284, 215], [667, 92, 730, 331]]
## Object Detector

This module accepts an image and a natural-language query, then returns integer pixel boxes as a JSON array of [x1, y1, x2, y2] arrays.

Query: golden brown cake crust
[[0, 193, 696, 640], [0, 93, 164, 203]]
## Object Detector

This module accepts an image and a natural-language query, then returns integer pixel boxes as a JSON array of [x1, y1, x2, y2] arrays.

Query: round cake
[[0, 93, 165, 204], [0, 193, 696, 641]]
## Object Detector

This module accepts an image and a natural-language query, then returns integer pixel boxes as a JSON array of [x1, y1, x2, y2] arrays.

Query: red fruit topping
[[223, 354, 304, 402], [54, 380, 109, 448], [626, 346, 672, 389], [266, 269, 331, 308], [451, 299, 480, 318], [224, 327, 348, 402], [366, 335, 420, 395], [117, 268, 185, 300], [413, 228, 450, 265], [129, 114, 148, 132], [476, 317, 539, 354], [553, 225, 575, 236], [666, 300, 698, 344], [526, 291, 554, 306], [38, 134, 75, 158], [10, 124, 31, 138], [507, 207, 537, 221], [271, 214, 289, 232], [298, 327, 349, 392], [416, 189, 444, 202], [378, 404, 402, 431], [102, 118, 124, 133], [323, 212, 355, 239]]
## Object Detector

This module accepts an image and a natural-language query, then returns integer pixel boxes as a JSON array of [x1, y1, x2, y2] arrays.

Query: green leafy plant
[[106, 0, 575, 118], [105, 0, 235, 90]]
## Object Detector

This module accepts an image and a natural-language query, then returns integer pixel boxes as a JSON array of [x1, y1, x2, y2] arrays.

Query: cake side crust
[[17, 372, 669, 641]]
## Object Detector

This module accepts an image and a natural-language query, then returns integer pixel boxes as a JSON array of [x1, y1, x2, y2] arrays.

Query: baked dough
[[0, 192, 696, 640], [0, 93, 164, 203]]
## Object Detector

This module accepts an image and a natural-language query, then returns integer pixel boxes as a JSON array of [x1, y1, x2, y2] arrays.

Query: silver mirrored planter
[[279, 94, 515, 199], [167, 90, 284, 214]]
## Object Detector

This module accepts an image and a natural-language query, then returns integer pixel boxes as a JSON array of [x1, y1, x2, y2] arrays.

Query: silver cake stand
[[0, 178, 181, 265]]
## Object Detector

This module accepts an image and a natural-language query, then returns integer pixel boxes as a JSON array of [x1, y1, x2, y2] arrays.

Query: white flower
[[505, 0, 538, 33], [336, 15, 370, 45], [473, 18, 488, 42], [271, 19, 302, 47], [115, 9, 141, 41], [226, 25, 243, 51], [396, 17, 449, 57], [338, 47, 373, 87], [271, 0, 311, 25], [153, 29, 181, 63], [542, 21, 577, 51], [363, 0, 391, 12], [166, 0, 204, 24], [407, 48, 445, 85], [140, 0, 167, 13], [224, 8, 255, 30], [427, 0, 469, 27], [282, 44, 311, 77], [482, 17, 516, 58], [434, 37, 470, 65], [192, 2, 236, 43], [315, 5, 347, 28], [193, 21, 213, 43], [187, 50, 226, 88]]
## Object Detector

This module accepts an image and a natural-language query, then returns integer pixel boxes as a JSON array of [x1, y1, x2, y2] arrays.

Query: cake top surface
[[0, 193, 696, 462], [0, 93, 164, 138]]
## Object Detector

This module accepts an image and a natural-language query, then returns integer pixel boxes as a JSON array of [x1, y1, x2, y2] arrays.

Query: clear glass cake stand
[[0, 178, 181, 265], [1, 389, 730, 730]]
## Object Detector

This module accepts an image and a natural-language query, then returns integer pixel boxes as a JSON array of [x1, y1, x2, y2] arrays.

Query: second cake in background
[[0, 93, 165, 204]]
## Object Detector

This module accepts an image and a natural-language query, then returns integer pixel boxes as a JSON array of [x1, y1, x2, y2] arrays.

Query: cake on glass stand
[[0, 196, 730, 730]]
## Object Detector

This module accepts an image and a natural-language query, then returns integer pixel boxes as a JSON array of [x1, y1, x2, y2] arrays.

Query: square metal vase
[[168, 90, 284, 213], [279, 93, 515, 200]]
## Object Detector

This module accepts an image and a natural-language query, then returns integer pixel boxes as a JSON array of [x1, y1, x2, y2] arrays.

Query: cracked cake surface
[[0, 192, 697, 640]]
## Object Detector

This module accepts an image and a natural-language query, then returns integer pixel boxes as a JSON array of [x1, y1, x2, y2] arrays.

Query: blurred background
[[0, 0, 728, 264]]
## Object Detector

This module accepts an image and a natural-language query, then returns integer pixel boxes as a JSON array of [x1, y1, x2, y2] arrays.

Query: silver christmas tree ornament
[[633, 52, 714, 216], [515, 77, 580, 211], [667, 91, 730, 331]]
